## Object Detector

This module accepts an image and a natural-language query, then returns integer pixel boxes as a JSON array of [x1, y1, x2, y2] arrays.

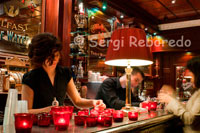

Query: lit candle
[[149, 102, 157, 111], [14, 113, 33, 133], [53, 111, 71, 131], [97, 115, 104, 126], [128, 111, 138, 121], [141, 102, 151, 112], [113, 110, 124, 122]]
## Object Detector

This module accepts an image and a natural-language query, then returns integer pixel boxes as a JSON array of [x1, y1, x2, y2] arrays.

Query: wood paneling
[[153, 52, 200, 90], [60, 0, 72, 67], [43, 0, 72, 67], [44, 0, 59, 37]]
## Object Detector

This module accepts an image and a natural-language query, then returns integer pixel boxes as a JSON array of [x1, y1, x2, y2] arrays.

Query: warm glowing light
[[22, 121, 28, 127], [58, 118, 66, 124], [172, 0, 176, 4], [105, 59, 153, 66]]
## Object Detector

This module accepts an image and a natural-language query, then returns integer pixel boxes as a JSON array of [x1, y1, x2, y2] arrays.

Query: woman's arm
[[158, 92, 200, 125], [22, 84, 52, 114], [66, 78, 106, 109]]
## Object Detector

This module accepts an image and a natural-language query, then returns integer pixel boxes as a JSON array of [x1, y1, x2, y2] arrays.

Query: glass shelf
[[70, 31, 90, 36], [69, 53, 89, 57]]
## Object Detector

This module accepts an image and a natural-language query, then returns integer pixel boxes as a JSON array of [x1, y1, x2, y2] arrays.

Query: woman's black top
[[22, 66, 72, 109]]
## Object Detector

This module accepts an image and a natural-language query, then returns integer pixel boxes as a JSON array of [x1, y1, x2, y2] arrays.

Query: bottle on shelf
[[77, 61, 84, 78], [3, 71, 10, 92]]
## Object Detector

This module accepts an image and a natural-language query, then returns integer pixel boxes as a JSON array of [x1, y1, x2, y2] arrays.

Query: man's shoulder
[[103, 77, 119, 83]]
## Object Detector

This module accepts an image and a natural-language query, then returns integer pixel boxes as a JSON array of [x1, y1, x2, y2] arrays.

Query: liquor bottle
[[52, 97, 59, 106]]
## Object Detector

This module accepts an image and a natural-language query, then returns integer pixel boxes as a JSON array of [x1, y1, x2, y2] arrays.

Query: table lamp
[[105, 28, 153, 110]]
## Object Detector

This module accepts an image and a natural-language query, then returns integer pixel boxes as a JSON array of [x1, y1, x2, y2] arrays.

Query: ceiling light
[[172, 0, 176, 4], [120, 15, 124, 19]]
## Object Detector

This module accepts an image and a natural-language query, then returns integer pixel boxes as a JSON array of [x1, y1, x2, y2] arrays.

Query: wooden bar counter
[[8, 109, 180, 133]]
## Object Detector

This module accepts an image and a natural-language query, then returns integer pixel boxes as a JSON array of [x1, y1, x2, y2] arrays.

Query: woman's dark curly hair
[[186, 56, 200, 88], [28, 33, 62, 68]]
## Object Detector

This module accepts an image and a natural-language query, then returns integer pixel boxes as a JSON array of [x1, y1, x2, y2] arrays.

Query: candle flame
[[58, 118, 66, 124], [22, 121, 27, 126]]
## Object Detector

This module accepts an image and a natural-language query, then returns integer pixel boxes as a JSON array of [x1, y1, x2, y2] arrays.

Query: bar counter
[[11, 109, 178, 133]]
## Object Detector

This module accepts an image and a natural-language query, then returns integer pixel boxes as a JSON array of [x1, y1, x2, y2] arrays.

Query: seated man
[[96, 67, 144, 110]]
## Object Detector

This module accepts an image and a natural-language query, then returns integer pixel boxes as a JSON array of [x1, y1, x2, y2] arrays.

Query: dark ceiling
[[132, 0, 200, 23], [84, 0, 200, 31]]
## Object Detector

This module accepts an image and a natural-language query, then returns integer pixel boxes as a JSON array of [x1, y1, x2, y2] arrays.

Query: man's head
[[119, 67, 145, 88], [130, 67, 144, 88]]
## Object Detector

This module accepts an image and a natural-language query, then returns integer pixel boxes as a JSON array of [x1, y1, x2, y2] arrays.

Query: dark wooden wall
[[151, 26, 200, 94], [41, 0, 72, 67]]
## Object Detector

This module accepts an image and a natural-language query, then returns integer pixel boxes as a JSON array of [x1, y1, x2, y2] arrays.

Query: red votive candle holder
[[103, 115, 113, 127], [141, 102, 151, 112], [14, 113, 33, 133], [62, 106, 74, 119], [53, 111, 71, 131], [149, 111, 157, 118], [128, 111, 138, 121], [97, 115, 105, 126], [78, 110, 89, 116], [113, 110, 124, 122], [90, 109, 99, 117], [86, 115, 97, 127], [33, 114, 38, 125], [74, 115, 86, 126], [104, 108, 115, 115], [50, 106, 61, 115], [149, 102, 157, 111], [37, 113, 51, 127]]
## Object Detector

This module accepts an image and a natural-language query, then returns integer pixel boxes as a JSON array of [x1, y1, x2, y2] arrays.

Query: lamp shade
[[105, 28, 153, 66]]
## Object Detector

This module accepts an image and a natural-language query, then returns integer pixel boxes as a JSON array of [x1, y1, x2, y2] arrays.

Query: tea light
[[53, 111, 71, 131], [86, 115, 97, 127], [97, 115, 105, 126], [149, 111, 157, 118], [128, 111, 138, 121], [113, 110, 124, 122], [74, 115, 86, 126], [103, 116, 112, 127], [14, 113, 33, 133], [37, 113, 51, 127], [141, 102, 150, 112], [149, 102, 157, 111]]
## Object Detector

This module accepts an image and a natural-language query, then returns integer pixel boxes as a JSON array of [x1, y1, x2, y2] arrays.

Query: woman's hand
[[93, 100, 106, 111], [41, 106, 52, 113], [157, 92, 173, 104], [160, 85, 175, 96]]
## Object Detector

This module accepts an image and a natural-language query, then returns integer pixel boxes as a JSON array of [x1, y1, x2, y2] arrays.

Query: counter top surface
[[35, 109, 174, 133], [0, 109, 175, 133]]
